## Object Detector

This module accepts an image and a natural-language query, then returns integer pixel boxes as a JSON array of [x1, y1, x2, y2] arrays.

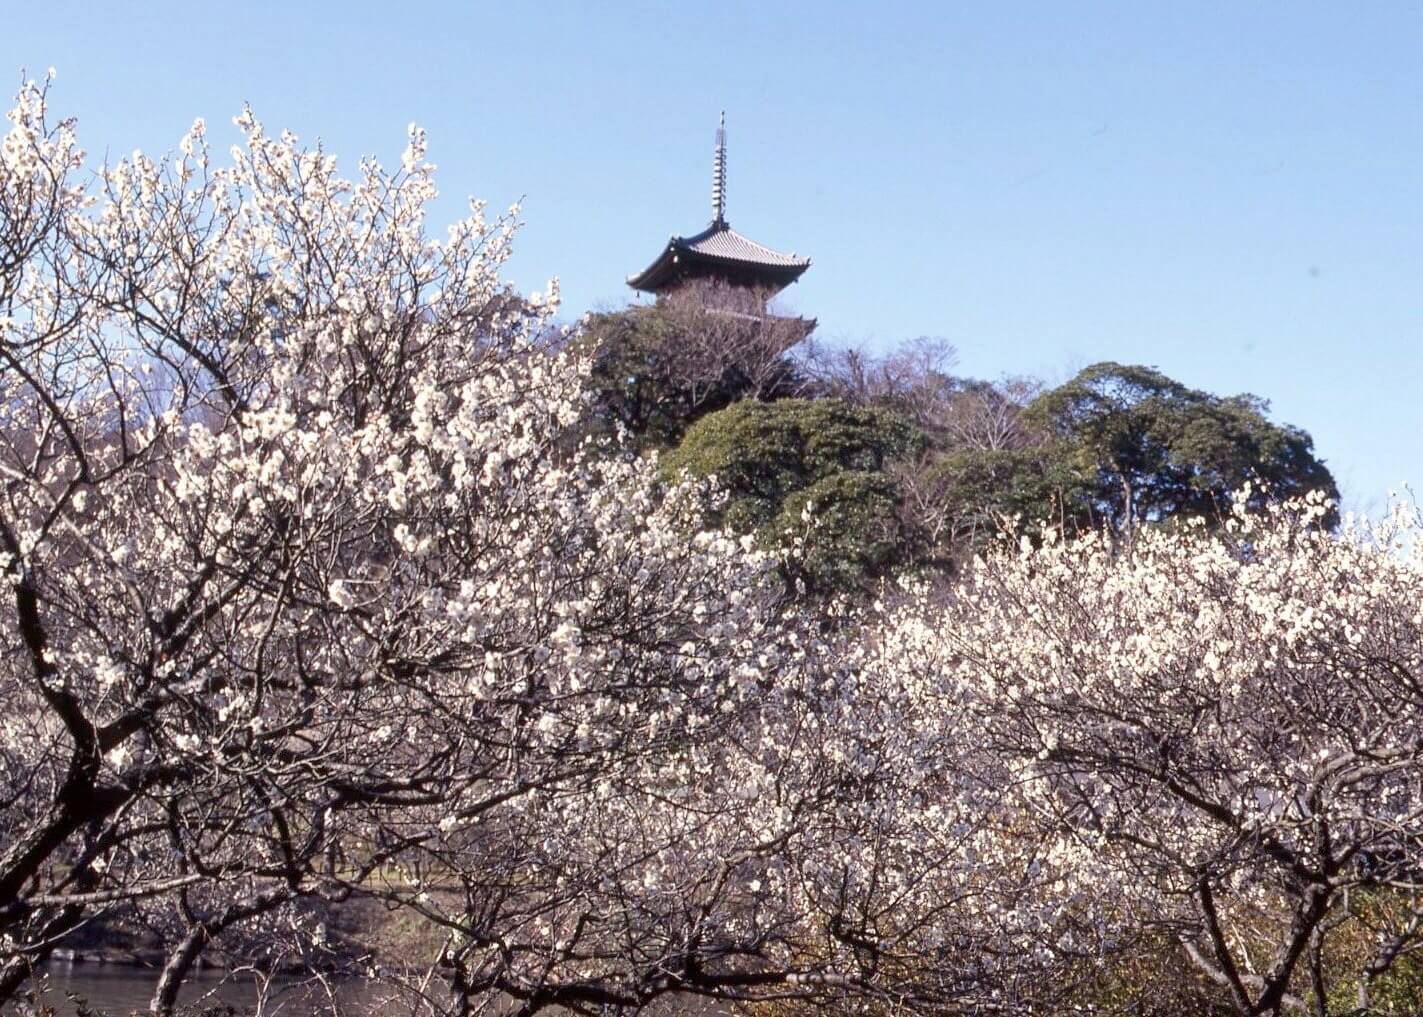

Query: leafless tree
[[584, 279, 816, 444]]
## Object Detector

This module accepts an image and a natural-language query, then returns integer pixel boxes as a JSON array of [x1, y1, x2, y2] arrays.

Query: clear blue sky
[[7, 2, 1421, 512]]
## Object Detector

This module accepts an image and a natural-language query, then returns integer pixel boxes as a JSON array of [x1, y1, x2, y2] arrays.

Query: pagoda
[[628, 114, 811, 309]]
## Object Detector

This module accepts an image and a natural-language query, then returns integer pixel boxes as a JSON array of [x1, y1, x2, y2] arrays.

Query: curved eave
[[627, 242, 811, 294], [625, 242, 684, 292]]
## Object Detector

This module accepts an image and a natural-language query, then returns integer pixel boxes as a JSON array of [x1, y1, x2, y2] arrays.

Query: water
[[13, 964, 394, 1017], [17, 964, 723, 1016]]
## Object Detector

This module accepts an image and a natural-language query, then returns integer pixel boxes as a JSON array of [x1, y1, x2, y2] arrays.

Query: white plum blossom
[[0, 77, 804, 1015], [872, 492, 1423, 1014]]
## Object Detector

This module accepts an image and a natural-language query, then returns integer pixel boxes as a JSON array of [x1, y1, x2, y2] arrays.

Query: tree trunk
[[150, 923, 210, 1016]]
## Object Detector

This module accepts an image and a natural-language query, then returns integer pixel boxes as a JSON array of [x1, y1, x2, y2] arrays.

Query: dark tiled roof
[[627, 222, 811, 293]]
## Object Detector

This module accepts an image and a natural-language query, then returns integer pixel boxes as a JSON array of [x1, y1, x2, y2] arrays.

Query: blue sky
[[7, 2, 1421, 512]]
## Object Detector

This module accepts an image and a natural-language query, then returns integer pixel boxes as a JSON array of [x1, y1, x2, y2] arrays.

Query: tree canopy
[[655, 352, 1341, 585], [663, 398, 921, 593], [1025, 361, 1339, 533]]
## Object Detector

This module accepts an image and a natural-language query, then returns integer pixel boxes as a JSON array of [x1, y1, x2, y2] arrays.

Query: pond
[[16, 964, 421, 1017], [16, 964, 722, 1016]]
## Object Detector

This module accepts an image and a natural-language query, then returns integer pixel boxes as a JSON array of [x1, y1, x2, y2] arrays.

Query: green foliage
[[642, 345, 1341, 589], [916, 445, 1096, 558], [1058, 936, 1238, 1016], [579, 306, 702, 448], [779, 471, 905, 594], [1025, 361, 1339, 532], [1321, 890, 1423, 1015], [663, 399, 920, 593]]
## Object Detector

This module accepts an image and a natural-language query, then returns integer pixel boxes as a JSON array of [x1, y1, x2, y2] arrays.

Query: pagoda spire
[[627, 113, 809, 297], [711, 111, 727, 226]]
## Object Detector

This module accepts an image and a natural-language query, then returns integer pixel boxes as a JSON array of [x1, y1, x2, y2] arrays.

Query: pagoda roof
[[627, 221, 811, 294], [628, 114, 811, 296]]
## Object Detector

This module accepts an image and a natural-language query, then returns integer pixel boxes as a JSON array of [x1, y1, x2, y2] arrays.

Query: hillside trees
[[1025, 361, 1339, 535], [804, 347, 1339, 570], [658, 339, 1338, 593], [588, 288, 1338, 589]]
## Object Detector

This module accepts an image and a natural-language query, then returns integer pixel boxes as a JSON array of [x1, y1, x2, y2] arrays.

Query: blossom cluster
[[869, 490, 1423, 1012]]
